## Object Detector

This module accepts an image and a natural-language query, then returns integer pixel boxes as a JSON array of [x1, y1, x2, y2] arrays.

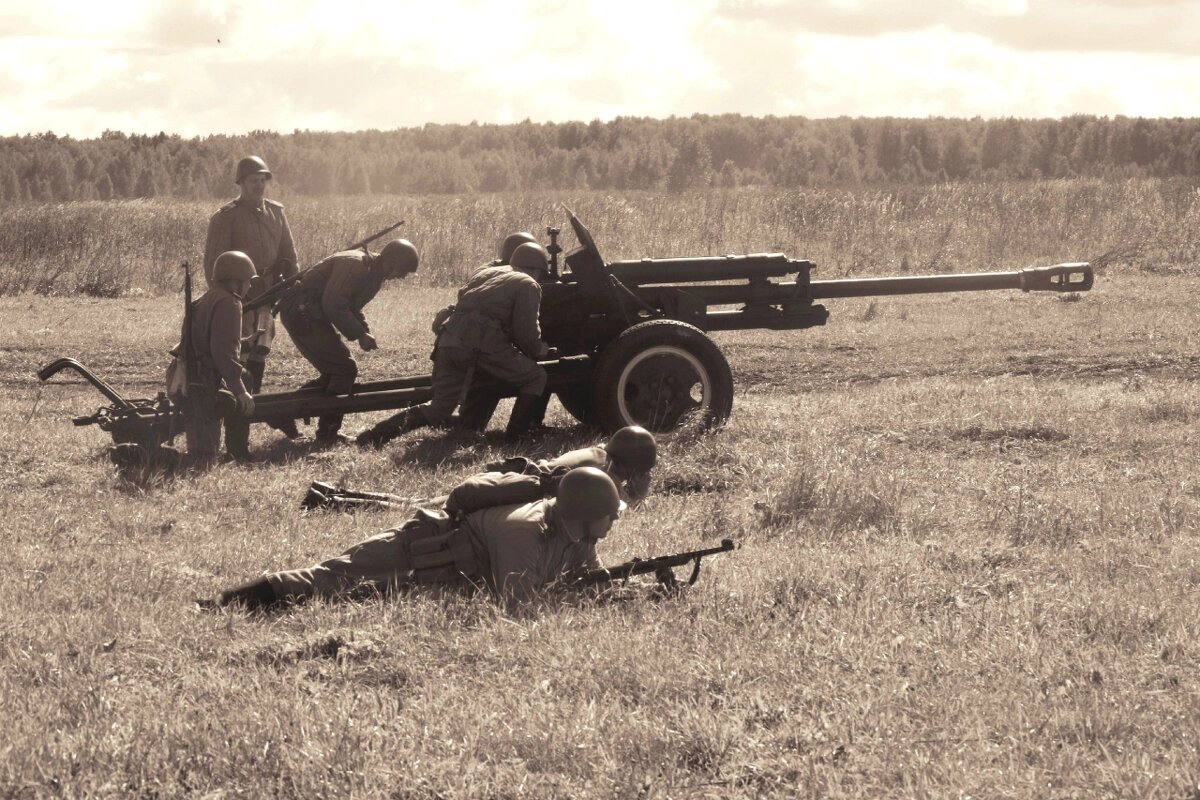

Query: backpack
[[443, 470, 564, 517]]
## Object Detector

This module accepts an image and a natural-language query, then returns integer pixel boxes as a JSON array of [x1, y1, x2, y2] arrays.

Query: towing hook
[[37, 358, 131, 408]]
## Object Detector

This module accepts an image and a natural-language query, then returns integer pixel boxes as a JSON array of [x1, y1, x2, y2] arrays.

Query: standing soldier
[[203, 155, 300, 457], [186, 251, 257, 466], [278, 239, 420, 446], [356, 241, 554, 447]]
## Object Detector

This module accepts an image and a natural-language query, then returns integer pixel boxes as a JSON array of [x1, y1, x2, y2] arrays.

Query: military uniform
[[358, 264, 548, 444], [278, 250, 385, 440], [491, 445, 651, 504], [266, 500, 600, 606], [185, 285, 249, 461], [204, 196, 298, 451]]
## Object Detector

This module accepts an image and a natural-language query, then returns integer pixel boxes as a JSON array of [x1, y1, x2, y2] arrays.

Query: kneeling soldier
[[356, 241, 552, 447], [203, 466, 623, 611], [279, 239, 419, 446], [187, 251, 257, 466]]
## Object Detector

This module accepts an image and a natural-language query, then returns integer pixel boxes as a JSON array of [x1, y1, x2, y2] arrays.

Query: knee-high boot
[[505, 393, 543, 441], [355, 407, 428, 448], [214, 577, 279, 611]]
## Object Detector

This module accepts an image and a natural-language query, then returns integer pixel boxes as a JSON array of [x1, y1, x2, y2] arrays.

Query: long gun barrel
[[590, 259, 1093, 334], [809, 263, 1093, 298]]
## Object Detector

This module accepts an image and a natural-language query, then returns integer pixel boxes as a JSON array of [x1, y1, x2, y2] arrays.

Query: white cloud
[[783, 27, 1200, 117], [963, 0, 1028, 16], [0, 0, 1198, 136]]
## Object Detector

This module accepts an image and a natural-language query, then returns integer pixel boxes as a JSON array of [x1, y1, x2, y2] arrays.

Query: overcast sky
[[2, 0, 1198, 138]]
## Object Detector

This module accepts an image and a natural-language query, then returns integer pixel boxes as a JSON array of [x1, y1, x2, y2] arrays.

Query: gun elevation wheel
[[592, 320, 733, 434]]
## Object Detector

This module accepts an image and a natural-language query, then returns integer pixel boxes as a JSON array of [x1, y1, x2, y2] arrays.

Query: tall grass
[[0, 178, 1195, 296]]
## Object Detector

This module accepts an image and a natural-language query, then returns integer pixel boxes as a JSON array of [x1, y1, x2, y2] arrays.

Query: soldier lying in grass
[[303, 425, 658, 513], [200, 467, 625, 612]]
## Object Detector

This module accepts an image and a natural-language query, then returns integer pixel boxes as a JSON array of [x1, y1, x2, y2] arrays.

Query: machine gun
[[572, 538, 736, 592], [40, 210, 1093, 449], [243, 219, 405, 314]]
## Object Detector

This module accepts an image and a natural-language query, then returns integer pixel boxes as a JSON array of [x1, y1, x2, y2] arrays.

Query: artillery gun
[[39, 210, 1093, 446]]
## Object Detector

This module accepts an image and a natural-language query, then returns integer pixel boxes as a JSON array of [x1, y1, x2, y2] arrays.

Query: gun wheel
[[593, 320, 733, 434], [554, 385, 600, 427]]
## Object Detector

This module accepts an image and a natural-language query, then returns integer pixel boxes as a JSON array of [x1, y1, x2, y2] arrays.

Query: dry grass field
[[2, 186, 1199, 797]]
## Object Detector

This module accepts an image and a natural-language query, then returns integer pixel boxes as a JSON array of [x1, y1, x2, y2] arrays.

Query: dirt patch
[[952, 425, 1069, 444]]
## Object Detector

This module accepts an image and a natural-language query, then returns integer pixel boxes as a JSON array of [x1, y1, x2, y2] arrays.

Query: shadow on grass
[[385, 424, 600, 471]]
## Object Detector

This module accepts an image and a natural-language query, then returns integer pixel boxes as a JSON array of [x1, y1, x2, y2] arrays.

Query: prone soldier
[[302, 426, 656, 512], [186, 251, 258, 466], [278, 239, 420, 446], [202, 466, 624, 611], [203, 155, 300, 455], [488, 425, 657, 505], [355, 241, 554, 446]]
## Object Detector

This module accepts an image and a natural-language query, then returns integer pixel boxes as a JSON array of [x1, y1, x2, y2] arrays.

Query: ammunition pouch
[[280, 299, 315, 337], [441, 310, 505, 353], [400, 509, 484, 587]]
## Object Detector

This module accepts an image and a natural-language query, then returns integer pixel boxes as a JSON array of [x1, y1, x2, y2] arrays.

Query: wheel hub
[[616, 346, 711, 431]]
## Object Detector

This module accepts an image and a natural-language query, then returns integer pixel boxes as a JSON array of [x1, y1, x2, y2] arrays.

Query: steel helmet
[[212, 250, 257, 282], [380, 238, 419, 276], [509, 242, 550, 275], [235, 156, 272, 184], [554, 466, 624, 542], [499, 231, 537, 263], [605, 426, 657, 473]]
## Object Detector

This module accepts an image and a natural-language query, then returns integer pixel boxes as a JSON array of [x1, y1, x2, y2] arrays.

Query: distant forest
[[2, 115, 1199, 201]]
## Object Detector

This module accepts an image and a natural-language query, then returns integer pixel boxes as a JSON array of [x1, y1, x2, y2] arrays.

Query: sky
[[1, 0, 1198, 138]]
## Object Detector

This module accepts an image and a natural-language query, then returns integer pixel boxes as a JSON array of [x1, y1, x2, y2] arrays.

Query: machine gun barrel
[[809, 263, 1092, 299]]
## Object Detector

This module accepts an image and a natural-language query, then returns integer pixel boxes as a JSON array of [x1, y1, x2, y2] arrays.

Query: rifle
[[300, 480, 410, 512], [244, 219, 405, 314], [165, 261, 199, 407], [573, 538, 736, 592]]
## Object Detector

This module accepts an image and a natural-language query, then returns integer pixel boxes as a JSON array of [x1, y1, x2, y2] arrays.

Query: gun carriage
[[40, 211, 1093, 446]]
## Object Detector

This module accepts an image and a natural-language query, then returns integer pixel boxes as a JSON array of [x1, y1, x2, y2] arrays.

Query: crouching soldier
[[355, 241, 553, 447], [488, 425, 657, 505], [186, 251, 258, 466], [201, 466, 623, 611], [278, 239, 419, 446]]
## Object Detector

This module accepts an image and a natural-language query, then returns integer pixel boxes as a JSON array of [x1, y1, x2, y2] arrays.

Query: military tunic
[[203, 197, 298, 376], [185, 285, 247, 459], [202, 197, 298, 288], [492, 445, 650, 504], [266, 500, 600, 606], [279, 250, 385, 394], [421, 265, 548, 425]]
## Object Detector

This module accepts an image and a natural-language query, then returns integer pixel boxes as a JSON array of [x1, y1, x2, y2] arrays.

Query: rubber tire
[[592, 319, 733, 434], [554, 384, 600, 428]]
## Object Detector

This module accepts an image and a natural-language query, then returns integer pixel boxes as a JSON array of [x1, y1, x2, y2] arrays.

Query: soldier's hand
[[358, 333, 378, 352], [236, 392, 255, 416], [627, 471, 651, 504]]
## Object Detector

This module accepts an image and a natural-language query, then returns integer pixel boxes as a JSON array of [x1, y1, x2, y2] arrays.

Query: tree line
[[2, 115, 1198, 202]]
